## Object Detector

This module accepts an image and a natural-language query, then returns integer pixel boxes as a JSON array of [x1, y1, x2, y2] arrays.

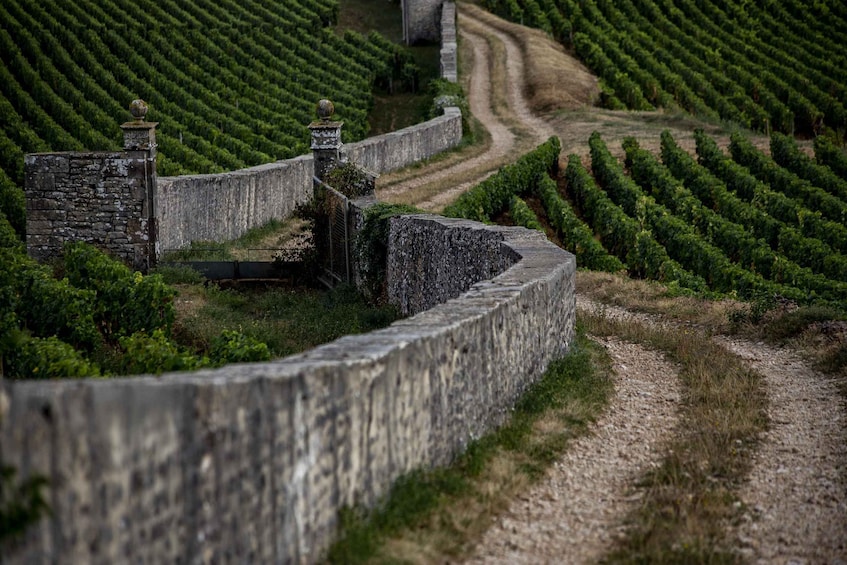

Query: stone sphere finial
[[316, 99, 335, 122], [129, 99, 149, 122]]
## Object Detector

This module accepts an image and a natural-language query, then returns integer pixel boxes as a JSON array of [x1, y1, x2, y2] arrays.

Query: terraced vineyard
[[483, 0, 847, 139], [446, 133, 847, 308], [0, 0, 415, 236]]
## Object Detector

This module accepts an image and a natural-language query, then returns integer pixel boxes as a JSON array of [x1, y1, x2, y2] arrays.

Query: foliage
[[115, 329, 207, 376], [4, 334, 100, 379], [625, 134, 847, 301], [508, 195, 544, 232], [0, 0, 417, 237], [662, 130, 847, 284], [0, 464, 49, 545], [488, 0, 847, 138], [539, 170, 625, 273], [208, 329, 271, 366], [443, 137, 561, 222], [63, 242, 176, 340], [324, 162, 374, 199], [694, 129, 847, 255], [356, 203, 421, 303]]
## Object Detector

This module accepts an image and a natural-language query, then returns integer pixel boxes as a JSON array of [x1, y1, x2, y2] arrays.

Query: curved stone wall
[[156, 108, 462, 254], [1, 216, 575, 563]]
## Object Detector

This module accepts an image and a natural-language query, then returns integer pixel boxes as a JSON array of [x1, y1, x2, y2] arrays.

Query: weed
[[326, 329, 612, 563]]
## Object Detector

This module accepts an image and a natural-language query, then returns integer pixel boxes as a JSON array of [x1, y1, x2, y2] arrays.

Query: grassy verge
[[160, 217, 312, 262], [326, 327, 613, 563], [170, 283, 399, 359], [578, 305, 767, 562]]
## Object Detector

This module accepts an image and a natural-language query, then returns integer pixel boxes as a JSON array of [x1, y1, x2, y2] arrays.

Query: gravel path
[[376, 6, 847, 561], [465, 337, 682, 564], [715, 338, 847, 563]]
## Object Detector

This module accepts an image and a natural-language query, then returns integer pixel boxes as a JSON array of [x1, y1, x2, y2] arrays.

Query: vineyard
[[0, 0, 417, 238], [482, 0, 847, 139], [445, 133, 847, 309]]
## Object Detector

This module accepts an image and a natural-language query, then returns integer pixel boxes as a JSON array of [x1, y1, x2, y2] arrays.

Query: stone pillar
[[309, 99, 344, 181], [25, 99, 160, 271], [120, 99, 159, 271]]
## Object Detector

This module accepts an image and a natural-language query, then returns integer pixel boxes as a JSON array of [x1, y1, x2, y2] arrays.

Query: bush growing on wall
[[357, 202, 422, 303]]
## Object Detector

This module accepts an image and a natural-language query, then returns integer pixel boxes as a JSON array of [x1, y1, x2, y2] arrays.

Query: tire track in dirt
[[465, 336, 682, 564], [376, 6, 555, 212]]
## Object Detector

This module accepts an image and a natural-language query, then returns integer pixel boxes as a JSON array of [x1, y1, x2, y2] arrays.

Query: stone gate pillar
[[309, 99, 344, 181], [25, 99, 159, 272], [120, 99, 159, 270]]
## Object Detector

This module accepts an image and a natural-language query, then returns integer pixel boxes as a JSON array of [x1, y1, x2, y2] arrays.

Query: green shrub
[[209, 330, 271, 366], [5, 335, 100, 379], [116, 330, 206, 376], [63, 242, 176, 340]]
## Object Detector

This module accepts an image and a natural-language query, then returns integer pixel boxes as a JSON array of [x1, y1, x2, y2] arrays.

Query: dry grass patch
[[577, 270, 744, 330], [580, 305, 767, 562], [460, 3, 599, 112], [326, 330, 613, 563]]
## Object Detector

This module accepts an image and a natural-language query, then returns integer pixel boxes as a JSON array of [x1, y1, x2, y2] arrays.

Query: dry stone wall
[[0, 216, 576, 564], [156, 108, 462, 254], [25, 149, 155, 271]]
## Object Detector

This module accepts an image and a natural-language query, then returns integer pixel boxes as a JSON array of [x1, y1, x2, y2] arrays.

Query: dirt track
[[378, 4, 847, 562]]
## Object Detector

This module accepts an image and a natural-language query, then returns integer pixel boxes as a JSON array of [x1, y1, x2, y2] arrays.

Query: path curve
[[465, 337, 682, 564], [375, 5, 847, 560], [376, 6, 556, 211]]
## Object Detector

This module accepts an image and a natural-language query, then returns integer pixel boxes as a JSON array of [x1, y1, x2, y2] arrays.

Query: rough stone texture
[[441, 2, 458, 82], [403, 0, 443, 44], [387, 215, 522, 316], [0, 218, 575, 565], [156, 155, 314, 254], [345, 107, 462, 175], [156, 109, 460, 256], [25, 150, 155, 271]]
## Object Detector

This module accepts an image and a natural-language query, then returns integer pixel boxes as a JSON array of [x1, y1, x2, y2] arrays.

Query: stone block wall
[[0, 216, 576, 564], [440, 2, 458, 82], [156, 108, 461, 255], [25, 150, 155, 271], [403, 0, 443, 44], [156, 155, 314, 253]]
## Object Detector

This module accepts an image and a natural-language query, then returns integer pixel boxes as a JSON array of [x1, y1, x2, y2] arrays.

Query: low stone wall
[[0, 216, 575, 564], [157, 109, 462, 254], [25, 149, 155, 271], [157, 155, 313, 253], [344, 107, 462, 175]]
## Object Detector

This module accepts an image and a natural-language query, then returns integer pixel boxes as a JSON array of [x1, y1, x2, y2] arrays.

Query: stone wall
[[403, 0, 444, 44], [156, 155, 313, 253], [0, 217, 576, 564], [25, 149, 156, 271], [157, 108, 461, 254], [441, 2, 458, 82]]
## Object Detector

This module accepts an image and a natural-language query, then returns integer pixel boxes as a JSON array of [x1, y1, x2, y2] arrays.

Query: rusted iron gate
[[316, 180, 352, 287]]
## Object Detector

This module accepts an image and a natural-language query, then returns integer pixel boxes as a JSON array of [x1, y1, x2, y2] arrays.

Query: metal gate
[[319, 183, 351, 287]]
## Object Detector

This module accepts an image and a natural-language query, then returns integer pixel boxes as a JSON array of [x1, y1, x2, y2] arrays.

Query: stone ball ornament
[[129, 99, 149, 122], [316, 99, 335, 122]]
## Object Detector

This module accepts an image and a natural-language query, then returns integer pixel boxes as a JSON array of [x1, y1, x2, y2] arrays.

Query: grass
[[326, 327, 614, 563], [160, 217, 312, 262], [580, 305, 767, 562], [171, 283, 399, 359]]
